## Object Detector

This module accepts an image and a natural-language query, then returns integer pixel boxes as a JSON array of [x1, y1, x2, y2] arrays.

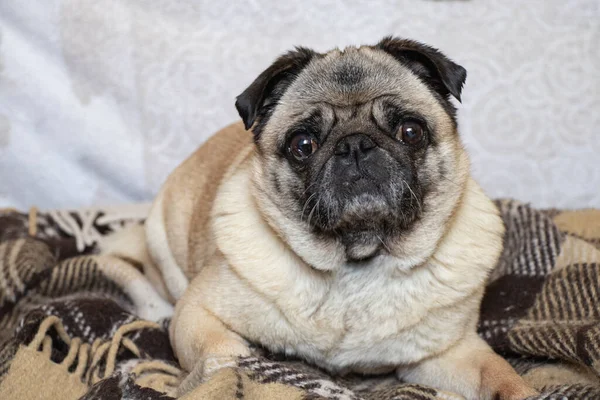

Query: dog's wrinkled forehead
[[280, 47, 444, 116], [235, 37, 466, 142], [263, 47, 452, 143]]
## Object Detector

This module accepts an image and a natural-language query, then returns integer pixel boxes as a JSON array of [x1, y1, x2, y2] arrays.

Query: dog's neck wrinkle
[[251, 186, 333, 276], [401, 180, 470, 272], [249, 164, 348, 272], [213, 169, 334, 304]]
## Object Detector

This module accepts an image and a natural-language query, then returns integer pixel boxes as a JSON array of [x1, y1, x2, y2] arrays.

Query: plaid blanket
[[0, 200, 599, 399]]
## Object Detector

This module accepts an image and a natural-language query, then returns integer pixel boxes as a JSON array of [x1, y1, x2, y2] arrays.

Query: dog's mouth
[[339, 229, 386, 263], [297, 181, 420, 263], [302, 186, 398, 231], [347, 249, 381, 263]]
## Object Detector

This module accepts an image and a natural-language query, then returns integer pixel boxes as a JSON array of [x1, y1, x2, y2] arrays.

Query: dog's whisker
[[375, 233, 393, 254], [398, 181, 407, 224], [301, 193, 318, 221], [307, 196, 321, 227], [403, 179, 422, 212], [301, 182, 317, 198]]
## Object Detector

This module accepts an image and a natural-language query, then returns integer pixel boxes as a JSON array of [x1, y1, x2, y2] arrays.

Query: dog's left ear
[[376, 36, 467, 102], [235, 47, 317, 130]]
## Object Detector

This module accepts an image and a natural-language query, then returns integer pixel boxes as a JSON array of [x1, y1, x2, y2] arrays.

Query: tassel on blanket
[[0, 315, 181, 400]]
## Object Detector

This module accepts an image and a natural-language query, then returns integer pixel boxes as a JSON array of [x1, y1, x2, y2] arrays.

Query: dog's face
[[236, 37, 470, 270]]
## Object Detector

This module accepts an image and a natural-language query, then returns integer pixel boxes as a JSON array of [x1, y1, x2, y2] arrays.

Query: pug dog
[[104, 37, 538, 399]]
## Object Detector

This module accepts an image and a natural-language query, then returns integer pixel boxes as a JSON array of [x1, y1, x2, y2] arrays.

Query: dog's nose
[[334, 134, 376, 159]]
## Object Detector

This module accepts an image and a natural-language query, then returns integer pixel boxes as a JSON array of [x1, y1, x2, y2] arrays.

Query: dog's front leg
[[396, 335, 538, 400], [171, 293, 251, 396]]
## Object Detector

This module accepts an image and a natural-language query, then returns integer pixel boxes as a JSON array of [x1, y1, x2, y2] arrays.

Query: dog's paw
[[176, 355, 240, 396], [491, 386, 539, 400]]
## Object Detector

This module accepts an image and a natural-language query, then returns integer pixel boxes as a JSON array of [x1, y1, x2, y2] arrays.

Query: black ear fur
[[376, 36, 467, 102], [235, 47, 317, 130]]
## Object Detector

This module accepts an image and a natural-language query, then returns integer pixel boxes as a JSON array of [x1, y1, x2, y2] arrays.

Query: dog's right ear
[[235, 47, 317, 131]]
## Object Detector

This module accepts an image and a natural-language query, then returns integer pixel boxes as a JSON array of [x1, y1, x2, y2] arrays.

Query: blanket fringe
[[28, 207, 38, 236], [25, 315, 180, 392], [0, 207, 38, 237]]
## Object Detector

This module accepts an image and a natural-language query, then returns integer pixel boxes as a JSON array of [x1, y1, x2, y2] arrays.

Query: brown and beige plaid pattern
[[0, 200, 599, 399]]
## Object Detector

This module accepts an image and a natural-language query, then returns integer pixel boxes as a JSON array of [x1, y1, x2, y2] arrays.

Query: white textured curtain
[[0, 0, 598, 209]]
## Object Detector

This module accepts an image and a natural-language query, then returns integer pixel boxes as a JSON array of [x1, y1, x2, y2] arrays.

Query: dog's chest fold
[[233, 259, 480, 372]]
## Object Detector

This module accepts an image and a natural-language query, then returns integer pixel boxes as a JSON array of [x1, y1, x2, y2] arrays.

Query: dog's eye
[[289, 133, 318, 161], [399, 121, 424, 145]]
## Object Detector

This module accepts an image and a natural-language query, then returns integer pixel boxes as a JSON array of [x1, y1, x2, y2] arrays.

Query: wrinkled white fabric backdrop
[[0, 0, 598, 210]]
